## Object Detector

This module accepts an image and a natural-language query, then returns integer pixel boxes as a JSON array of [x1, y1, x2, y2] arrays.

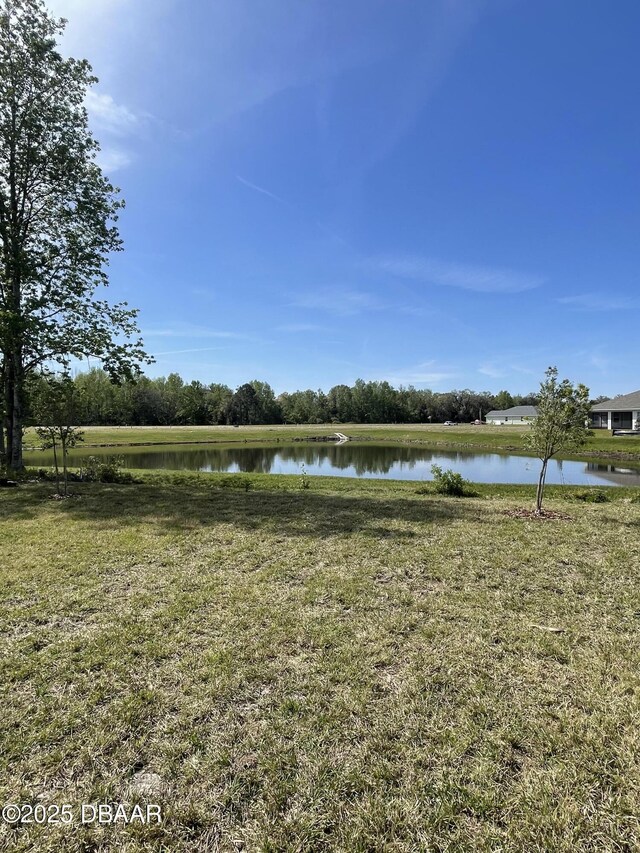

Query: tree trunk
[[3, 344, 24, 472], [62, 437, 68, 496], [0, 394, 5, 469], [0, 361, 5, 465], [535, 458, 548, 514], [52, 438, 60, 495], [8, 348, 24, 471], [4, 352, 15, 471]]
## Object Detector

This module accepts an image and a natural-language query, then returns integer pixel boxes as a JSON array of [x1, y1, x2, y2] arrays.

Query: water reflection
[[585, 462, 640, 487], [24, 442, 640, 487]]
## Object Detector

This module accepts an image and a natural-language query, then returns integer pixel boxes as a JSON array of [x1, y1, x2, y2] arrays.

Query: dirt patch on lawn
[[503, 507, 573, 521]]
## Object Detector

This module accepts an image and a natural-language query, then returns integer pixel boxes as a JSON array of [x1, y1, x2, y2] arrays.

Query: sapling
[[524, 367, 590, 514]]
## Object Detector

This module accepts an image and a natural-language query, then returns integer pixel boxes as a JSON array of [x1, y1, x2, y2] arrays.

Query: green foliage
[[572, 489, 610, 503], [493, 389, 515, 410], [27, 368, 548, 429], [226, 383, 261, 425], [219, 475, 253, 491], [32, 374, 84, 494], [430, 464, 475, 497], [249, 380, 281, 424], [176, 380, 208, 425], [0, 0, 150, 469], [524, 368, 591, 461], [78, 455, 133, 484], [299, 463, 310, 490], [524, 367, 591, 513]]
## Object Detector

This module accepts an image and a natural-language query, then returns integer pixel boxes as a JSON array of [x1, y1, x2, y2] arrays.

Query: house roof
[[485, 405, 538, 419], [591, 390, 640, 411]]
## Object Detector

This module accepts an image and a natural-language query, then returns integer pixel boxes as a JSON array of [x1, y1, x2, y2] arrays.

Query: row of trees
[[27, 365, 595, 516], [25, 368, 544, 427]]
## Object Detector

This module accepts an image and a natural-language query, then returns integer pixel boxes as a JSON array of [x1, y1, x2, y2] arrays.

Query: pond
[[23, 442, 640, 487]]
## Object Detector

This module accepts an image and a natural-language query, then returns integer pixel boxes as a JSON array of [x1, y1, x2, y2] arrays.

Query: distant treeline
[[25, 369, 543, 426]]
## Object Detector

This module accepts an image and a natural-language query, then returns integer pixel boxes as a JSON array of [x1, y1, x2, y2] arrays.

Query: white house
[[589, 391, 640, 431], [485, 405, 538, 425]]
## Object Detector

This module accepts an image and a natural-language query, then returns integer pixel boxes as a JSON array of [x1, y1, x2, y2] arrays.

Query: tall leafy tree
[[0, 0, 149, 469], [74, 367, 119, 424], [249, 380, 281, 424], [328, 384, 354, 422], [206, 382, 232, 425], [493, 390, 514, 411], [524, 366, 590, 514], [226, 383, 260, 425], [159, 373, 184, 424], [178, 380, 208, 425]]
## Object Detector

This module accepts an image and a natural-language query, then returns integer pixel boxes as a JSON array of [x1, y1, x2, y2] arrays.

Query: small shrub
[[34, 467, 81, 483], [299, 463, 310, 490], [430, 464, 475, 497], [220, 475, 252, 491], [572, 489, 610, 503], [78, 456, 133, 484]]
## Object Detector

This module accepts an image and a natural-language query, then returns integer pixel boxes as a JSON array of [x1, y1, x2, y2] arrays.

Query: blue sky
[[50, 0, 640, 397]]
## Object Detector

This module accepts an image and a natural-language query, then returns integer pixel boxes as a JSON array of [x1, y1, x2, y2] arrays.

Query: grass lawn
[[1, 473, 640, 850], [22, 422, 640, 462]]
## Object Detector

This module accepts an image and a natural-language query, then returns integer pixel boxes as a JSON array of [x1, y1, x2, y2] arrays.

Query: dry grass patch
[[0, 477, 639, 850]]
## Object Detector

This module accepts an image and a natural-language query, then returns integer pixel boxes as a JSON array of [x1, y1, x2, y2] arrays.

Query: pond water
[[24, 442, 640, 487]]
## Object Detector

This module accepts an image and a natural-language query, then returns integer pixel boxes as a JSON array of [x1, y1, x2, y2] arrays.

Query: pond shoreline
[[22, 434, 640, 464], [23, 440, 640, 487]]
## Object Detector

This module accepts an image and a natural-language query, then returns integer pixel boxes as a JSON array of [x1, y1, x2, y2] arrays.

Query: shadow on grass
[[0, 481, 488, 539]]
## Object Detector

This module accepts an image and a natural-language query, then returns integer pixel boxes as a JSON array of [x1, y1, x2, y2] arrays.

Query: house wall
[[486, 417, 533, 425], [604, 409, 640, 429]]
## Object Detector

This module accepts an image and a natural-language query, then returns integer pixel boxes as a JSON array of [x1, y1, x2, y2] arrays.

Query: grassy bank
[[1, 472, 640, 850], [22, 422, 640, 462]]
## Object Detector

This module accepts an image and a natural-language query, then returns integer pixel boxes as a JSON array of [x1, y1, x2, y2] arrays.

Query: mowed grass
[[22, 422, 640, 460], [1, 474, 640, 851]]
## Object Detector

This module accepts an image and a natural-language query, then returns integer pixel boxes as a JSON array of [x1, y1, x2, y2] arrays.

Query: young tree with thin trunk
[[524, 367, 591, 514], [33, 372, 83, 495], [0, 0, 150, 471]]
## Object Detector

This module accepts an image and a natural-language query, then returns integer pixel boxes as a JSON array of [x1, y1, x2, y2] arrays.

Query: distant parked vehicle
[[443, 421, 457, 426], [472, 419, 484, 425]]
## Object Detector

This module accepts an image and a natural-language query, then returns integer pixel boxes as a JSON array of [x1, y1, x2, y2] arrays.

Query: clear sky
[[48, 0, 639, 398]]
